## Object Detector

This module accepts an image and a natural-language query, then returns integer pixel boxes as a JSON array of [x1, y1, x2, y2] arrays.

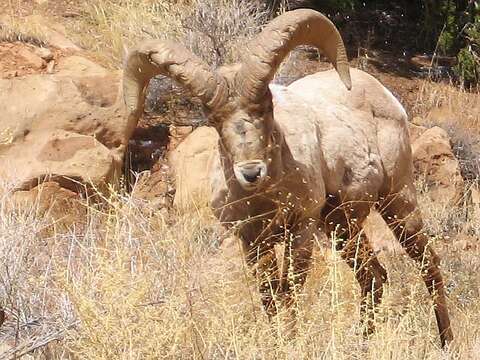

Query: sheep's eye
[[234, 121, 245, 133]]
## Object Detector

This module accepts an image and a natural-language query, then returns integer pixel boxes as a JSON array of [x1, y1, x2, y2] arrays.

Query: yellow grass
[[414, 80, 480, 132], [0, 14, 48, 45], [0, 180, 479, 359]]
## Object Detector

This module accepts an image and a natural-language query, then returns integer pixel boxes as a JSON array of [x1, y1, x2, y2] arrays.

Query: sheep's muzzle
[[233, 160, 267, 191]]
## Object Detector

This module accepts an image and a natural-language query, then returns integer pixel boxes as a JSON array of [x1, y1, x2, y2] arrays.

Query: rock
[[131, 162, 174, 210], [10, 181, 86, 228], [0, 54, 134, 203], [16, 47, 45, 69], [46, 60, 55, 74], [411, 116, 425, 126], [55, 56, 110, 77], [0, 130, 116, 192], [408, 122, 428, 144], [169, 127, 226, 210], [33, 46, 54, 61], [169, 125, 193, 150], [411, 126, 464, 205]]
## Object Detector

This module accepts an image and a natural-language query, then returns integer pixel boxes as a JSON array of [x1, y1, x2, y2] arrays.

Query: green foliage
[[455, 47, 479, 86], [454, 20, 480, 87], [438, 28, 456, 54], [436, 1, 459, 54]]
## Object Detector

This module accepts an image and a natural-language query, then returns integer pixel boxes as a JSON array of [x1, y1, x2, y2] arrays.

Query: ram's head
[[123, 9, 351, 191]]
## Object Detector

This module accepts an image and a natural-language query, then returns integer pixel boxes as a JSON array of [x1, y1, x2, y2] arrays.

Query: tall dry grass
[[413, 81, 480, 182], [56, 0, 268, 68], [0, 178, 479, 358], [0, 15, 48, 46]]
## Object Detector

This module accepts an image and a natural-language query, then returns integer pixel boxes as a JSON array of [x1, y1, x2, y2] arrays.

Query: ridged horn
[[238, 9, 351, 102], [123, 39, 227, 119]]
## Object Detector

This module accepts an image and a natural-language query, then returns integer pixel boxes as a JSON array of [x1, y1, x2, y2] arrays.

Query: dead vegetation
[[1, 181, 480, 358]]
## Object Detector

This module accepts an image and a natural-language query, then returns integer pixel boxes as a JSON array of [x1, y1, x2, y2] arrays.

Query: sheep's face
[[217, 105, 273, 191]]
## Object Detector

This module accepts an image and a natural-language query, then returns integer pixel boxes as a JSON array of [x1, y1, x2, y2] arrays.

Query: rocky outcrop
[[0, 54, 130, 193], [169, 127, 225, 210], [9, 181, 86, 228], [411, 126, 464, 205], [0, 18, 138, 218]]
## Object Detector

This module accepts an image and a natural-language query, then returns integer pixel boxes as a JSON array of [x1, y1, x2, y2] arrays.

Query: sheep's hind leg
[[322, 202, 387, 336], [379, 188, 453, 348]]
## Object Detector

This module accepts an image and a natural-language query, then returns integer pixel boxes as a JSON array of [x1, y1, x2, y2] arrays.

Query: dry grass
[[413, 81, 480, 132], [0, 179, 479, 359], [51, 0, 267, 68], [0, 15, 48, 46], [413, 81, 480, 182]]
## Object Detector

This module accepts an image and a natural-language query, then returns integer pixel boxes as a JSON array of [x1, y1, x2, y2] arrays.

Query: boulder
[[169, 127, 225, 210], [168, 125, 193, 151], [131, 161, 174, 212], [16, 46, 45, 70], [0, 130, 115, 192], [407, 121, 428, 144], [411, 126, 464, 205], [0, 51, 137, 218], [0, 58, 129, 191], [9, 181, 86, 228]]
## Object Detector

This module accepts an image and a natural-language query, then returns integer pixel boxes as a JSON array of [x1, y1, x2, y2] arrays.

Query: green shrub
[[454, 21, 480, 87]]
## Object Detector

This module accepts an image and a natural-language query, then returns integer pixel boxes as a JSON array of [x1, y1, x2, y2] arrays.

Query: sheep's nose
[[233, 160, 267, 190], [241, 167, 262, 183]]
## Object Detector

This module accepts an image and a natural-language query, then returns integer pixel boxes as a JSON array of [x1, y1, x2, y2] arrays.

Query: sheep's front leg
[[281, 220, 316, 308], [244, 241, 283, 318], [339, 231, 387, 335], [243, 219, 315, 322]]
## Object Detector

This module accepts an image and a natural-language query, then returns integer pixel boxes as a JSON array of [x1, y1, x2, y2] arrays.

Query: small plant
[[454, 21, 480, 87]]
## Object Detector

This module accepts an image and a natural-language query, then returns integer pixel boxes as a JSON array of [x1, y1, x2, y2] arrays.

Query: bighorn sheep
[[123, 9, 453, 347]]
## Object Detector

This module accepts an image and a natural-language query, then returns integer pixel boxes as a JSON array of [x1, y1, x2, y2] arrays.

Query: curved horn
[[123, 39, 227, 119], [238, 9, 351, 102]]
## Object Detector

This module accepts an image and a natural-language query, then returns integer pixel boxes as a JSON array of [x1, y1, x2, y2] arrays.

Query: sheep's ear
[[238, 9, 351, 103]]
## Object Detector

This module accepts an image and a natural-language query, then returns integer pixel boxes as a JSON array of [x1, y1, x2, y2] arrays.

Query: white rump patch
[[383, 86, 408, 119]]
